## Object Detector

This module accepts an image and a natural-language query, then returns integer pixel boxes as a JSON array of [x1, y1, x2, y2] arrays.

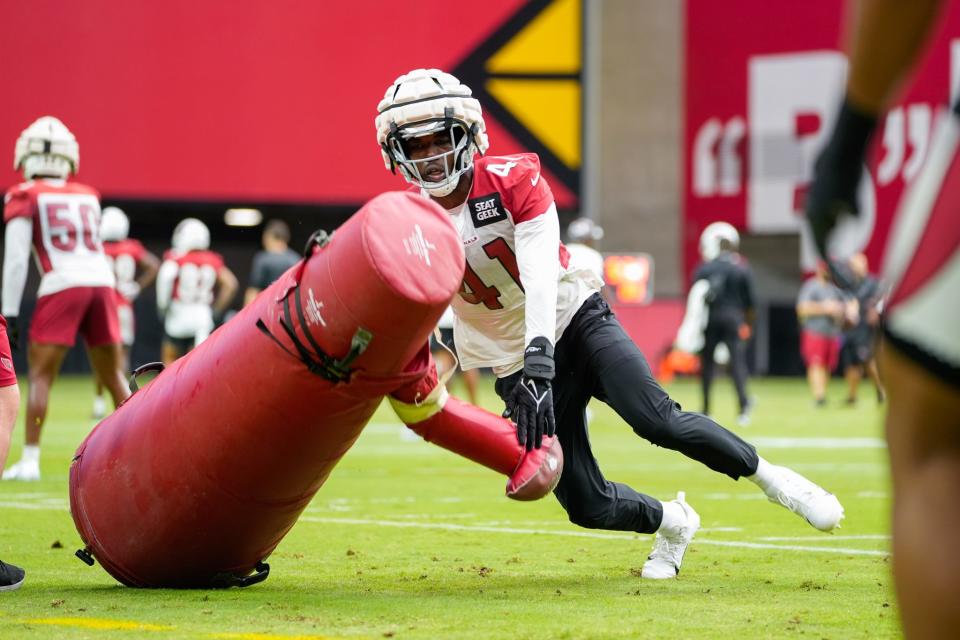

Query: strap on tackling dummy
[[256, 228, 373, 383]]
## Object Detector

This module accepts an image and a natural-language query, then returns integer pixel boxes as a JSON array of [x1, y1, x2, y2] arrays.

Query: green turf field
[[0, 375, 896, 639]]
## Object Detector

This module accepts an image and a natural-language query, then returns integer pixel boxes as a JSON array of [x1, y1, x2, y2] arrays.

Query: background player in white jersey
[[376, 68, 844, 579], [805, 1, 960, 635], [1, 117, 129, 481], [91, 206, 159, 419], [156, 218, 237, 364], [564, 217, 605, 284]]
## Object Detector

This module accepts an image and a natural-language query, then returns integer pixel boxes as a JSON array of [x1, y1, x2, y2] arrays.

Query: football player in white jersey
[[92, 206, 159, 419], [805, 1, 960, 635], [377, 68, 844, 578], [564, 217, 605, 284], [156, 218, 238, 364], [1, 117, 129, 481]]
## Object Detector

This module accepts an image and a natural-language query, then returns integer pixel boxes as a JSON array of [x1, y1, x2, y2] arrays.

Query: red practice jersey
[[413, 154, 600, 373], [104, 239, 147, 307], [3, 179, 114, 297], [162, 249, 225, 306]]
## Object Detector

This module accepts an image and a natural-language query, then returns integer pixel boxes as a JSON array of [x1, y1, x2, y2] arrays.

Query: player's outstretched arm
[[388, 345, 562, 501], [847, 0, 944, 115], [806, 0, 945, 261]]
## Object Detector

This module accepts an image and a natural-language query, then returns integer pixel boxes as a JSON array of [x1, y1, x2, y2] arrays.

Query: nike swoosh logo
[[530, 172, 540, 187]]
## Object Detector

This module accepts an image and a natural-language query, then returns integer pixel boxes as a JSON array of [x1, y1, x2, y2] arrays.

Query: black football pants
[[495, 294, 759, 534], [701, 312, 751, 415]]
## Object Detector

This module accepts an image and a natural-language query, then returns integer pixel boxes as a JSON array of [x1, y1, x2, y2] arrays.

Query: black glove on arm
[[503, 336, 556, 451], [6, 316, 19, 352], [805, 98, 878, 263]]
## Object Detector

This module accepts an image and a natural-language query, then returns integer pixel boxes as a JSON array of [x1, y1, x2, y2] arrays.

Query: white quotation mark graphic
[[877, 103, 938, 186], [693, 117, 746, 197], [403, 224, 436, 267]]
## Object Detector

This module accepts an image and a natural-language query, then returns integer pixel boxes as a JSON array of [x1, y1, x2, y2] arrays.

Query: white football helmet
[[699, 221, 740, 261], [172, 218, 210, 253], [375, 68, 489, 197], [14, 116, 79, 180], [567, 217, 604, 244], [100, 207, 130, 242]]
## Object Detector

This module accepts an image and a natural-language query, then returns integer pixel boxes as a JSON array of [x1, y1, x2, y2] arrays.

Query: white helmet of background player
[[172, 218, 210, 253], [14, 116, 80, 180], [100, 207, 130, 242], [699, 221, 740, 261], [567, 217, 605, 244], [375, 68, 489, 197]]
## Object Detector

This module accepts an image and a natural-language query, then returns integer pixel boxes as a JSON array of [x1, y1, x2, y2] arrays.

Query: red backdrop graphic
[[684, 0, 960, 281], [0, 1, 575, 207]]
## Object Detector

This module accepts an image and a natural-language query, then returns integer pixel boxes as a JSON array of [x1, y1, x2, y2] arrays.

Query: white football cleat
[[91, 395, 107, 420], [641, 491, 700, 579], [763, 465, 844, 532], [2, 459, 40, 481]]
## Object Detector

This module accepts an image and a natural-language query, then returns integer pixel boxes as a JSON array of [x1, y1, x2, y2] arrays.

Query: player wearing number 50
[[376, 69, 845, 578], [1, 116, 130, 481], [156, 219, 238, 365]]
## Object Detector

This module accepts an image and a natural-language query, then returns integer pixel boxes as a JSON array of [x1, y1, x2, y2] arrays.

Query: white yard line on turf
[[0, 500, 67, 510], [363, 425, 888, 450], [759, 534, 890, 541], [299, 516, 888, 557], [0, 499, 886, 556], [749, 437, 886, 449]]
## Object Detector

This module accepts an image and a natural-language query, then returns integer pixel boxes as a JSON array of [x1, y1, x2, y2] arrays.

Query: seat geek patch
[[469, 193, 507, 228]]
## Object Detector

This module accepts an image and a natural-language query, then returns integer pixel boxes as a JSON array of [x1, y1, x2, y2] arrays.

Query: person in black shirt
[[244, 220, 301, 307], [692, 223, 755, 426], [841, 253, 885, 405]]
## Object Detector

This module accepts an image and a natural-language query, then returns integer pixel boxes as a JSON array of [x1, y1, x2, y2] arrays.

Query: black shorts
[[163, 332, 196, 354], [841, 331, 875, 367]]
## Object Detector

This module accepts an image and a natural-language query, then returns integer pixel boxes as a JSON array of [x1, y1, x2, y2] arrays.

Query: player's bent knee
[[565, 501, 616, 530], [631, 414, 677, 447]]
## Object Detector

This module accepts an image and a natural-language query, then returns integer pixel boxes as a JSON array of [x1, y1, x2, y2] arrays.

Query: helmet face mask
[[386, 118, 475, 197], [14, 116, 79, 180], [376, 68, 489, 198]]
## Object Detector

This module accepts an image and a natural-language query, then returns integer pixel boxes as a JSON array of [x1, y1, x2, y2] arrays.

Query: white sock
[[657, 499, 687, 534], [748, 457, 777, 493], [21, 445, 40, 464]]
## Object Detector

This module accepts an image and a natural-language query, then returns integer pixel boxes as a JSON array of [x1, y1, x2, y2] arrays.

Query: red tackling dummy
[[69, 191, 562, 588]]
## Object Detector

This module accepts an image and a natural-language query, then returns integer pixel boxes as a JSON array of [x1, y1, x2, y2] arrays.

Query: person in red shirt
[[1, 116, 129, 481], [0, 313, 25, 589], [91, 206, 159, 419]]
